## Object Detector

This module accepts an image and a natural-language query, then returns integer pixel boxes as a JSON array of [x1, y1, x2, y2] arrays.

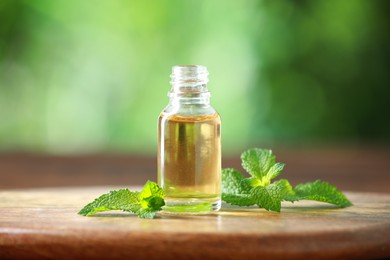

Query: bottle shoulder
[[158, 112, 220, 123], [160, 103, 219, 118]]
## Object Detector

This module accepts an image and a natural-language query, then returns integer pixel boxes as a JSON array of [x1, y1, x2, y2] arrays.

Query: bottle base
[[161, 197, 221, 214]]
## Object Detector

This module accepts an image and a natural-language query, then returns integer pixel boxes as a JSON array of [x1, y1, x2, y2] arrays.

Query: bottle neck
[[169, 90, 211, 105], [168, 65, 211, 105]]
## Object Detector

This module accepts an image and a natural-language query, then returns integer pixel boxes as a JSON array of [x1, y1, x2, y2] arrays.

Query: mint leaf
[[222, 148, 352, 212], [136, 181, 165, 218], [266, 162, 285, 180], [250, 183, 282, 212], [78, 189, 140, 216], [274, 179, 296, 202], [222, 168, 251, 195], [221, 168, 254, 206], [241, 148, 275, 180], [289, 180, 352, 207], [78, 181, 165, 219], [222, 193, 255, 207], [136, 208, 160, 219]]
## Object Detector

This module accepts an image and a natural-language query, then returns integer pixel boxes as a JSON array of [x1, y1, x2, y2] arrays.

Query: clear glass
[[158, 65, 221, 214]]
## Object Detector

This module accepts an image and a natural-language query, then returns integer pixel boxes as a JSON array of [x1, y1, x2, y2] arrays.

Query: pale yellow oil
[[158, 113, 221, 213]]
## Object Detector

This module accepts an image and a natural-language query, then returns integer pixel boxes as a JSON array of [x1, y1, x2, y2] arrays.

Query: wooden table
[[0, 187, 389, 259], [1, 147, 389, 258]]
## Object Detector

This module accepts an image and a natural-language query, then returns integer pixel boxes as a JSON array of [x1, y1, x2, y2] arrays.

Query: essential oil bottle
[[157, 65, 221, 213]]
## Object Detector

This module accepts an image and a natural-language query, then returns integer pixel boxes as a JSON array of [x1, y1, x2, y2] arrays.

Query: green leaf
[[136, 207, 161, 219], [78, 181, 165, 219], [250, 183, 282, 212], [138, 181, 165, 209], [222, 168, 254, 206], [241, 148, 275, 180], [222, 168, 251, 195], [136, 181, 165, 218], [275, 179, 296, 202], [266, 162, 285, 180], [78, 189, 140, 216], [242, 177, 262, 187], [222, 193, 255, 207], [291, 180, 352, 207], [222, 148, 352, 211]]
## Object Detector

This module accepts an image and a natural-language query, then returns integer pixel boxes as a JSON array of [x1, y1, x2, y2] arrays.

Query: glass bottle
[[157, 65, 221, 213]]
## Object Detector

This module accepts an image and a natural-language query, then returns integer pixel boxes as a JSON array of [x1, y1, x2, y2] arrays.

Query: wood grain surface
[[0, 187, 389, 259]]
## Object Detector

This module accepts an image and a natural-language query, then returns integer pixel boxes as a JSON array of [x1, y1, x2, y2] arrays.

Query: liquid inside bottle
[[157, 65, 221, 213]]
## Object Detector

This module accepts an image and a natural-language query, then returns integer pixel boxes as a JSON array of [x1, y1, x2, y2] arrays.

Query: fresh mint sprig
[[78, 181, 165, 219], [222, 148, 352, 212], [79, 148, 352, 218]]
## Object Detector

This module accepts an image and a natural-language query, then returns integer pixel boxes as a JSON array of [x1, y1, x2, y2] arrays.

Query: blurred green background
[[1, 0, 389, 155]]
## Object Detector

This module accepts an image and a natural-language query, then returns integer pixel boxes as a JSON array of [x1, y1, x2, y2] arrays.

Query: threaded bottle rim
[[170, 65, 209, 90]]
